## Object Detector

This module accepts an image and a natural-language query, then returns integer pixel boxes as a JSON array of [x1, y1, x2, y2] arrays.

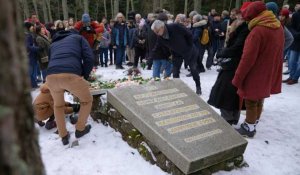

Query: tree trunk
[[104, 0, 107, 18], [130, 0, 134, 11], [83, 0, 89, 14], [46, 0, 53, 22], [184, 0, 188, 16], [57, 0, 61, 20], [160, 0, 163, 9], [153, 0, 159, 12], [0, 0, 45, 175], [111, 0, 114, 19], [235, 0, 241, 8], [42, 0, 48, 23], [96, 0, 99, 20], [223, 0, 227, 11], [113, 0, 119, 17], [283, 0, 289, 6], [193, 0, 202, 13], [62, 0, 68, 20], [126, 0, 129, 19], [23, 0, 30, 19], [32, 0, 38, 18]]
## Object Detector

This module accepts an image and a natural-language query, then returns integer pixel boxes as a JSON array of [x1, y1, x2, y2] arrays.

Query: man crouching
[[46, 29, 94, 145]]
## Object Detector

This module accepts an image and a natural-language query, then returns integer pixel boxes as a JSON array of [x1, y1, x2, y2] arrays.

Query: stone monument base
[[93, 103, 248, 175]]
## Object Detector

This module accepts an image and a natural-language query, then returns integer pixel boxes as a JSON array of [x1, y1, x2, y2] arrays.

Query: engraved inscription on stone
[[154, 100, 184, 110], [134, 88, 179, 100], [152, 104, 200, 118], [144, 85, 158, 91], [156, 110, 211, 127], [167, 117, 216, 134], [184, 129, 223, 143], [136, 93, 187, 106]]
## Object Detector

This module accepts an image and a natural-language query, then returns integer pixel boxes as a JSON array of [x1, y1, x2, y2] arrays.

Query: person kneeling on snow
[[34, 83, 80, 130], [47, 29, 94, 145]]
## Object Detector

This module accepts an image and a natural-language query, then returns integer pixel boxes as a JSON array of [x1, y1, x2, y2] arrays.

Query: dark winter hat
[[82, 13, 91, 23], [157, 13, 168, 22], [266, 2, 279, 16], [24, 22, 34, 30]]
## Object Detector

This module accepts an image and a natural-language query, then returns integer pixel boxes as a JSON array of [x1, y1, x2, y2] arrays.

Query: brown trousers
[[245, 99, 264, 124], [46, 73, 93, 137]]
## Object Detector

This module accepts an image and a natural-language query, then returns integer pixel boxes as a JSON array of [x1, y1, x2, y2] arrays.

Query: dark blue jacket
[[47, 30, 94, 80], [25, 31, 40, 64], [191, 20, 208, 48], [112, 22, 129, 47], [290, 10, 300, 51], [128, 27, 136, 48], [156, 23, 193, 60]]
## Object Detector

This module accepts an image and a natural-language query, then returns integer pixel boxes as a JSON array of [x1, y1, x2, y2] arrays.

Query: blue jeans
[[116, 46, 126, 66], [153, 59, 172, 78], [289, 50, 300, 80], [29, 60, 38, 88], [100, 48, 109, 66]]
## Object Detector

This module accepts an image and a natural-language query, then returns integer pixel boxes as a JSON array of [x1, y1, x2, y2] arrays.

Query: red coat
[[232, 25, 284, 100], [74, 21, 104, 48]]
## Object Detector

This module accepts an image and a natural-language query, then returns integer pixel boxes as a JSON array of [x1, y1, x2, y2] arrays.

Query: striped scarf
[[248, 10, 281, 31]]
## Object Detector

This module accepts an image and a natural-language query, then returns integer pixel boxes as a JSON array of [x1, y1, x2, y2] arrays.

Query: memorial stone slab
[[107, 79, 247, 174]]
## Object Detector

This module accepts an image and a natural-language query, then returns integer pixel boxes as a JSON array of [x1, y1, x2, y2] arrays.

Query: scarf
[[248, 10, 281, 31]]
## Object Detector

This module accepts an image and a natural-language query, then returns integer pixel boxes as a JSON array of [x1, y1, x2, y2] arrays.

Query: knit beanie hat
[[82, 14, 91, 24], [280, 9, 290, 18], [24, 22, 34, 30], [266, 2, 279, 16], [240, 2, 252, 12]]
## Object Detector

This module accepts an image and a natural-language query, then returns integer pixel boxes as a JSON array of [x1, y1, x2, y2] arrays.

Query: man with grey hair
[[135, 13, 142, 26], [151, 20, 202, 95]]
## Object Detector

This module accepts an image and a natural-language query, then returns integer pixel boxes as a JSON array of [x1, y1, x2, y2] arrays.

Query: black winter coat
[[208, 22, 249, 110], [36, 34, 51, 70], [290, 10, 300, 51]]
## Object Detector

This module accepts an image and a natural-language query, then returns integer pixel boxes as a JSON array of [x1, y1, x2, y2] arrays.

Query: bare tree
[[193, 0, 202, 13], [57, 0, 61, 20], [104, 0, 107, 18], [62, 0, 68, 20], [131, 0, 134, 11], [83, 0, 89, 13], [114, 0, 119, 17], [22, 0, 30, 19], [235, 0, 241, 8], [153, 0, 159, 12], [42, 0, 49, 23], [184, 0, 188, 15], [46, 0, 53, 22], [126, 0, 129, 19], [32, 0, 38, 18], [283, 0, 289, 6], [160, 0, 163, 9], [111, 0, 114, 19], [0, 0, 45, 175]]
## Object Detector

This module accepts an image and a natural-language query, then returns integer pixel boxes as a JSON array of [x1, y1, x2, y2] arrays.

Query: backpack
[[200, 28, 209, 45]]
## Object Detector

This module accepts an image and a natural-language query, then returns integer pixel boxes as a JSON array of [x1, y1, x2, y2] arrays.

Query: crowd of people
[[24, 1, 300, 145]]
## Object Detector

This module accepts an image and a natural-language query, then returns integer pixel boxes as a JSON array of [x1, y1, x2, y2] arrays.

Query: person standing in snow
[[232, 1, 284, 137], [46, 29, 94, 145]]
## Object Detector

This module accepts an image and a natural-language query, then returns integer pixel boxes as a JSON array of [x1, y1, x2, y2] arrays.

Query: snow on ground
[[36, 63, 300, 175]]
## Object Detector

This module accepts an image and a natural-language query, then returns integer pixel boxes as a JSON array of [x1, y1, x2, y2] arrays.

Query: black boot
[[69, 114, 78, 125], [37, 121, 45, 127], [75, 124, 92, 138], [69, 104, 80, 113], [196, 87, 202, 95], [62, 132, 70, 145], [45, 115, 56, 130]]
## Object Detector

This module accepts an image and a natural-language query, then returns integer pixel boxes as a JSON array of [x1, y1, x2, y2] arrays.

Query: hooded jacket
[[191, 20, 208, 48], [232, 1, 284, 100], [47, 30, 94, 80]]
